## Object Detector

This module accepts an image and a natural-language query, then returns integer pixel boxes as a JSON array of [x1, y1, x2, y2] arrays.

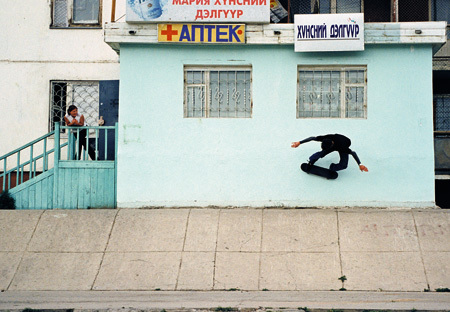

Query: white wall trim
[[104, 21, 447, 52]]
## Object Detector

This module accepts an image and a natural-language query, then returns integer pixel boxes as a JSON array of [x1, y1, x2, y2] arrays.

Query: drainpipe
[[287, 0, 290, 23], [111, 0, 116, 22], [391, 0, 398, 22]]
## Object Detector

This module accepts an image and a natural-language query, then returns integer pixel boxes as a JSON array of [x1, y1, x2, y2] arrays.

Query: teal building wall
[[117, 43, 435, 208]]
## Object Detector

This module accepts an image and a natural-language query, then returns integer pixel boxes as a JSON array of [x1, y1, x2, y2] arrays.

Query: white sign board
[[126, 0, 270, 23], [295, 13, 364, 52]]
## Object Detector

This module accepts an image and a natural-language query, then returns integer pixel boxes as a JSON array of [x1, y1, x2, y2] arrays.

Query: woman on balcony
[[64, 105, 96, 160]]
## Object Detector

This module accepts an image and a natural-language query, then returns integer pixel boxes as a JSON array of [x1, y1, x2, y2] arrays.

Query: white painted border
[[105, 21, 447, 48]]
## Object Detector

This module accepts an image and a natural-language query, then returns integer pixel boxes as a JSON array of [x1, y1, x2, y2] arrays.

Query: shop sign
[[126, 0, 269, 23], [158, 24, 245, 43], [295, 13, 364, 52]]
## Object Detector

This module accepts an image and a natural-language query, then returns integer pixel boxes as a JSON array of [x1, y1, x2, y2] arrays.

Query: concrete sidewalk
[[0, 208, 449, 309]]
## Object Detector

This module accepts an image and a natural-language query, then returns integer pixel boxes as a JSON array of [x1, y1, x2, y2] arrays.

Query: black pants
[[73, 129, 96, 160], [309, 150, 349, 171], [329, 151, 349, 171]]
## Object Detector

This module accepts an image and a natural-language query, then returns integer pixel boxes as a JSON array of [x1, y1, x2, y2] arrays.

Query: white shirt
[[65, 113, 85, 126]]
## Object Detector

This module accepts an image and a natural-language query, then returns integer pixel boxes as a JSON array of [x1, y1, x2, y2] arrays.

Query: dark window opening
[[364, 0, 391, 22], [271, 0, 449, 24], [51, 82, 67, 132], [398, 0, 429, 22], [436, 180, 450, 208]]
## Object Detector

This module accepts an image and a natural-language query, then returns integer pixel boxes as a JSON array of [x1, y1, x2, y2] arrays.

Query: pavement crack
[[6, 210, 45, 291], [90, 208, 120, 290]]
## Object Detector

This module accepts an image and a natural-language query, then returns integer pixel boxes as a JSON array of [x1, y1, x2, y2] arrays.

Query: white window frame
[[297, 65, 367, 119], [183, 65, 253, 118], [51, 0, 102, 28]]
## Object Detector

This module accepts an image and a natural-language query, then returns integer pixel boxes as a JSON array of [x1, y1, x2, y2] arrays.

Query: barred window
[[434, 95, 450, 132], [432, 0, 450, 39], [184, 66, 252, 118], [320, 0, 361, 13], [50, 81, 99, 132], [399, 0, 450, 26], [278, 0, 449, 23], [297, 66, 367, 119], [282, 0, 388, 23], [51, 0, 101, 28], [290, 0, 361, 14], [398, 0, 429, 22], [432, 0, 450, 23]]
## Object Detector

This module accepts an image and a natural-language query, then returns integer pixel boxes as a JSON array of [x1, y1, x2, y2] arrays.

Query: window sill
[[50, 26, 102, 30], [296, 117, 368, 120]]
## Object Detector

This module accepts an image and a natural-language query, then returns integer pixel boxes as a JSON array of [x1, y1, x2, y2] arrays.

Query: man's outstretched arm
[[291, 136, 319, 148], [350, 150, 368, 172]]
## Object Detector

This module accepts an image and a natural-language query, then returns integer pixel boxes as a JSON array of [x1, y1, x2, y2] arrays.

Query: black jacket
[[300, 134, 361, 164]]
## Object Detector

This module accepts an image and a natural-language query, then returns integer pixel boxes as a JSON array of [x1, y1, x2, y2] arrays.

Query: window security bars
[[276, 0, 448, 24], [184, 67, 252, 118], [335, 0, 361, 13], [398, 0, 450, 23], [317, 0, 361, 13], [50, 81, 99, 132], [53, 0, 69, 27], [297, 67, 367, 118], [287, 0, 372, 23], [290, 0, 362, 15], [434, 95, 450, 132], [432, 0, 450, 39], [52, 0, 100, 27]]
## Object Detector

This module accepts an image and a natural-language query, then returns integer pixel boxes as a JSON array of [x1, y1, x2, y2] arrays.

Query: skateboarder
[[291, 134, 368, 172]]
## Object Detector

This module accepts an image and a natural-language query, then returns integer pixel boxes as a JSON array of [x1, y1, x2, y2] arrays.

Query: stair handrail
[[1, 123, 118, 192], [1, 124, 69, 192]]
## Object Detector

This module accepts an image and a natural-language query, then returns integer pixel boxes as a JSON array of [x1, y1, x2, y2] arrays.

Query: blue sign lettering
[[179, 25, 191, 41]]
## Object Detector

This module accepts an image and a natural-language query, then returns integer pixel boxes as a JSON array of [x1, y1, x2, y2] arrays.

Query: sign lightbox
[[126, 0, 270, 23], [158, 24, 245, 43], [294, 13, 364, 52]]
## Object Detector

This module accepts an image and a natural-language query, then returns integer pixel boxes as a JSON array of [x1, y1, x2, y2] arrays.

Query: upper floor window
[[277, 0, 386, 23], [317, 0, 361, 13], [288, 0, 361, 17], [297, 66, 367, 119], [52, 0, 101, 28], [184, 66, 252, 118], [432, 0, 450, 39], [273, 0, 449, 24], [434, 95, 450, 132]]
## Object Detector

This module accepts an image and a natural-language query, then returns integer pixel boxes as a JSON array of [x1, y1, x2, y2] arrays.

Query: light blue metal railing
[[1, 123, 118, 192], [1, 128, 67, 192], [60, 125, 117, 161]]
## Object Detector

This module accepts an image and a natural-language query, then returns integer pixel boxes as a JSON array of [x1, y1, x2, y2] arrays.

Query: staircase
[[1, 123, 118, 209]]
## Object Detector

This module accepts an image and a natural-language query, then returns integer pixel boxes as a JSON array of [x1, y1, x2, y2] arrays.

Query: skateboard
[[300, 163, 338, 180]]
